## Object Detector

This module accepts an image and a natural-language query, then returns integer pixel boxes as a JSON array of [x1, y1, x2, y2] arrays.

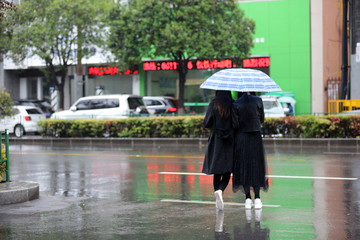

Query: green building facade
[[239, 0, 311, 115]]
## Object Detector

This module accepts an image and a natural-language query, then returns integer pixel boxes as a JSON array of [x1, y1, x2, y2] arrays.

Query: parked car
[[143, 96, 179, 115], [50, 94, 149, 119], [260, 95, 288, 117], [14, 99, 54, 118], [0, 105, 46, 137]]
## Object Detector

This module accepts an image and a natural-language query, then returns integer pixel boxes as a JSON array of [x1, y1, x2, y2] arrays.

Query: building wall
[[310, 0, 323, 115], [239, 0, 312, 115], [323, 0, 342, 110]]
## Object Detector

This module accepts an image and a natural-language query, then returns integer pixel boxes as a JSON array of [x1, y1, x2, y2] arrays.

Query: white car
[[260, 96, 287, 117], [0, 105, 46, 137], [50, 94, 149, 119]]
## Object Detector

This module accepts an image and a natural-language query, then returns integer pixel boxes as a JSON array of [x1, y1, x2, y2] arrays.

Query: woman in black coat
[[202, 90, 234, 211], [232, 92, 268, 209]]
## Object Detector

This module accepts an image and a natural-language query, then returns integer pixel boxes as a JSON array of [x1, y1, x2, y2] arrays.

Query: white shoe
[[254, 198, 262, 209], [214, 190, 224, 210], [245, 198, 252, 209]]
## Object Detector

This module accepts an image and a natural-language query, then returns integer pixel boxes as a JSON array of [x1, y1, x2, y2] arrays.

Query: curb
[[0, 181, 39, 205], [8, 137, 360, 150]]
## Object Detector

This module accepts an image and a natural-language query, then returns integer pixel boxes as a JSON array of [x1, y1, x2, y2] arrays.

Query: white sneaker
[[254, 198, 262, 209], [214, 190, 224, 210], [245, 198, 252, 209]]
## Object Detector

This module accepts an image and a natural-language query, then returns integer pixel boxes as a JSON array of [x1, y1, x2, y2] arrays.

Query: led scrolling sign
[[143, 57, 270, 71], [88, 57, 270, 76]]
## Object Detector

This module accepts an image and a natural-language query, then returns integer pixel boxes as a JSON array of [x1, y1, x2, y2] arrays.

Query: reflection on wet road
[[0, 144, 359, 239]]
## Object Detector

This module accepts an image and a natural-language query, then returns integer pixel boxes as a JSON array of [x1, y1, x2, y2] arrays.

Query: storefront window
[[146, 69, 218, 102], [87, 75, 133, 95]]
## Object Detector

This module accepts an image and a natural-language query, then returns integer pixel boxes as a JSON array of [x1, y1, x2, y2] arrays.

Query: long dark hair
[[214, 90, 232, 118]]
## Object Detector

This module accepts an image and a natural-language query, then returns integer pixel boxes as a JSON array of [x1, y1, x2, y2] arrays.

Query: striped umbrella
[[200, 68, 281, 92]]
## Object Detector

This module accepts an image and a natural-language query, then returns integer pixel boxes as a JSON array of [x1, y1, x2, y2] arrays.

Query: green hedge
[[38, 115, 360, 138]]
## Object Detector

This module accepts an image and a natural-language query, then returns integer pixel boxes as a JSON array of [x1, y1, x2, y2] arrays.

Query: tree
[[0, 0, 16, 62], [9, 0, 112, 109], [0, 90, 14, 118], [0, 0, 16, 22], [108, 0, 255, 112]]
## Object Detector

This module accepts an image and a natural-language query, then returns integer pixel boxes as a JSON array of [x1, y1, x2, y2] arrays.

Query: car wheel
[[14, 125, 25, 138]]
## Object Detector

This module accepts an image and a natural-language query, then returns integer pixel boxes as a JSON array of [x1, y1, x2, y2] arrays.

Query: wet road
[[0, 143, 359, 239]]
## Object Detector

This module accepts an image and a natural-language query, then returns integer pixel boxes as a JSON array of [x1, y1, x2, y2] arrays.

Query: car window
[[90, 99, 107, 109], [128, 97, 145, 110], [263, 101, 279, 110], [76, 100, 92, 110], [105, 98, 120, 108], [164, 99, 177, 108], [144, 100, 163, 106], [26, 108, 42, 114], [90, 98, 119, 109]]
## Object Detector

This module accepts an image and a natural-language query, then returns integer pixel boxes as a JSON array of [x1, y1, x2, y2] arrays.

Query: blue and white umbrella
[[200, 68, 282, 92]]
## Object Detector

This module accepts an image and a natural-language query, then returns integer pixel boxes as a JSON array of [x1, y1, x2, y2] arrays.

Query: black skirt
[[232, 131, 269, 192]]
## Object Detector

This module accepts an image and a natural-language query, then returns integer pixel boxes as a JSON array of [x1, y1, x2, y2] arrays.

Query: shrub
[[38, 115, 360, 138], [0, 144, 7, 182]]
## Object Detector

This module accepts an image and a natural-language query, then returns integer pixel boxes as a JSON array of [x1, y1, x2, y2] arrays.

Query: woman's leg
[[213, 174, 221, 191], [254, 186, 260, 199], [218, 172, 231, 192], [243, 185, 252, 209], [243, 185, 251, 199]]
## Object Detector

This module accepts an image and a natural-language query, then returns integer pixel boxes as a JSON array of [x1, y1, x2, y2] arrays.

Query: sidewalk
[[0, 181, 39, 205]]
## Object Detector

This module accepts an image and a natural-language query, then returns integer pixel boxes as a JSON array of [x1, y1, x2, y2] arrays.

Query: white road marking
[[266, 175, 358, 180], [158, 172, 358, 181], [161, 199, 280, 208], [323, 152, 360, 155]]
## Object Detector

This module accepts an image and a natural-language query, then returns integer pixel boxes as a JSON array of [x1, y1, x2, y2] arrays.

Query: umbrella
[[278, 96, 296, 105], [200, 68, 282, 92]]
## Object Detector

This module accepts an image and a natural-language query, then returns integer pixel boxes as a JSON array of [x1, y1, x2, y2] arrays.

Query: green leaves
[[0, 90, 14, 119], [39, 115, 360, 139], [108, 0, 255, 108]]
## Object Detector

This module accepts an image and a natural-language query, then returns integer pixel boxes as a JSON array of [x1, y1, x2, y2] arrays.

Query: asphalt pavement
[[0, 141, 359, 239]]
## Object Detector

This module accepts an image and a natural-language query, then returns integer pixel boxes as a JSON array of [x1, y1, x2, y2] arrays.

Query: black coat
[[232, 94, 264, 132], [202, 100, 234, 174], [231, 94, 268, 191]]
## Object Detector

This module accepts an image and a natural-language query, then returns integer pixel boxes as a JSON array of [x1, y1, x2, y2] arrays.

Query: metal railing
[[328, 100, 360, 114], [0, 129, 10, 182]]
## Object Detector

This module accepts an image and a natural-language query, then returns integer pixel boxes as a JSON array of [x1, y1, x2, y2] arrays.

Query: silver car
[[143, 96, 178, 115]]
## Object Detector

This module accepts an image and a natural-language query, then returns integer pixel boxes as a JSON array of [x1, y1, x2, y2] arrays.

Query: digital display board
[[88, 66, 139, 76], [88, 57, 270, 76], [143, 57, 270, 71]]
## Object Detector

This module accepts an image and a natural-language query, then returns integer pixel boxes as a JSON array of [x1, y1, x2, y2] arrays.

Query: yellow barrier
[[328, 100, 360, 113]]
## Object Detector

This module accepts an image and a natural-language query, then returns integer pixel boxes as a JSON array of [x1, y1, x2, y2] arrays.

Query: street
[[0, 143, 359, 239]]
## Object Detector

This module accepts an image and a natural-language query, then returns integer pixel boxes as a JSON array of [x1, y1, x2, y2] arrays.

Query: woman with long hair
[[232, 92, 268, 209], [202, 90, 234, 211]]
